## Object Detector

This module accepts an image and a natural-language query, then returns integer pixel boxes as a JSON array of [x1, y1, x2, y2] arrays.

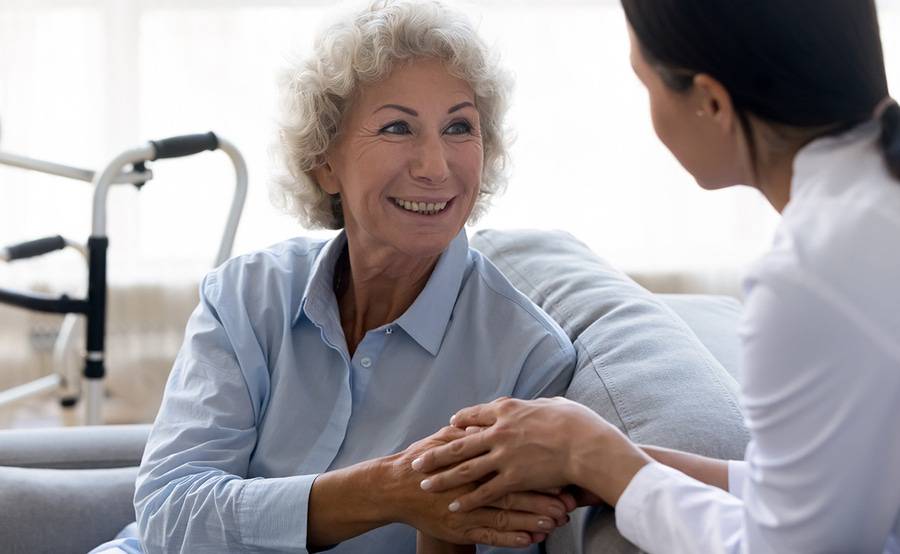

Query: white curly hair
[[271, 0, 513, 229]]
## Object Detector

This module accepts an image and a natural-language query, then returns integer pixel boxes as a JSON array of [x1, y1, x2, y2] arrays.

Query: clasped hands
[[308, 401, 623, 551], [410, 396, 652, 547], [392, 424, 573, 549]]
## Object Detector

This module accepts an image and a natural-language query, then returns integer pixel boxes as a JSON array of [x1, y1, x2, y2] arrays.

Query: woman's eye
[[445, 121, 473, 135], [381, 121, 411, 135]]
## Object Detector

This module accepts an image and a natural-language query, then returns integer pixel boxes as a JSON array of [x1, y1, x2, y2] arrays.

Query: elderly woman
[[90, 1, 575, 553]]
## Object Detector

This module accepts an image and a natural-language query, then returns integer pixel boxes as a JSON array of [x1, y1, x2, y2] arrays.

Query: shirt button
[[385, 327, 393, 335], [360, 357, 372, 368]]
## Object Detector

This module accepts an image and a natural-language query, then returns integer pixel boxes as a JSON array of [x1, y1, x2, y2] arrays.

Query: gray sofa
[[0, 229, 749, 553]]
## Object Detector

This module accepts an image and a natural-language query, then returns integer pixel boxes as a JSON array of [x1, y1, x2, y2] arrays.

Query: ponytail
[[877, 99, 900, 181]]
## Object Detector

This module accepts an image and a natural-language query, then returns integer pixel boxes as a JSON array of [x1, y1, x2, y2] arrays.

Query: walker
[[0, 131, 248, 424]]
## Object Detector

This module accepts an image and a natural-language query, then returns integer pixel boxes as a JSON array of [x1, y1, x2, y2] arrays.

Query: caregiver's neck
[[747, 120, 838, 214], [754, 151, 795, 214]]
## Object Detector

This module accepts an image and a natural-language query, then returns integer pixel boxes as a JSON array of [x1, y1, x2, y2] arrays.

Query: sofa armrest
[[0, 424, 151, 469], [1, 466, 139, 554], [0, 425, 150, 553]]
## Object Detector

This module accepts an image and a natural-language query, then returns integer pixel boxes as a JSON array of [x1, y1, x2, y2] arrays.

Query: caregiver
[[413, 0, 900, 552]]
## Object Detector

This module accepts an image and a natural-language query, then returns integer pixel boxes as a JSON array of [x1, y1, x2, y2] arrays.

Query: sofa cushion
[[0, 465, 138, 554], [658, 294, 743, 383], [471, 229, 749, 553]]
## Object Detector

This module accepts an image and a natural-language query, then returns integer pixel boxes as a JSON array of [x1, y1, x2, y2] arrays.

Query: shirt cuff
[[615, 462, 674, 549], [728, 460, 749, 499], [238, 473, 319, 552]]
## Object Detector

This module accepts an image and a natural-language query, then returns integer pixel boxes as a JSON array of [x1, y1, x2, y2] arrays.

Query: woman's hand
[[382, 425, 569, 548], [416, 531, 475, 554], [410, 397, 652, 512]]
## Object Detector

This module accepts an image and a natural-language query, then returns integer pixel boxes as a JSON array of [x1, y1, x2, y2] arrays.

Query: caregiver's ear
[[693, 73, 737, 133]]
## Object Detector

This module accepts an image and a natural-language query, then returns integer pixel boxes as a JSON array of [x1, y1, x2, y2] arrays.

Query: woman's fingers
[[488, 492, 568, 527], [413, 431, 491, 474], [462, 528, 534, 548], [471, 506, 557, 535], [558, 491, 577, 512]]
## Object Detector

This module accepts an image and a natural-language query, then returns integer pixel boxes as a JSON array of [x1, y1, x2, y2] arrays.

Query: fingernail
[[411, 457, 424, 471], [515, 536, 529, 545], [420, 479, 432, 491], [448, 501, 460, 512], [537, 518, 553, 530], [449, 414, 458, 425], [549, 506, 564, 519]]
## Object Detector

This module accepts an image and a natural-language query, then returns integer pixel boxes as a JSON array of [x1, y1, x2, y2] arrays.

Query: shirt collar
[[294, 229, 470, 357], [395, 229, 469, 356], [294, 232, 347, 332], [790, 119, 881, 201]]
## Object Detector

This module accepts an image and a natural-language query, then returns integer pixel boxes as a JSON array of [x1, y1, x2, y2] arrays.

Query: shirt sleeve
[[510, 332, 576, 400], [133, 272, 317, 553], [727, 460, 749, 499], [614, 268, 900, 553], [616, 462, 745, 552]]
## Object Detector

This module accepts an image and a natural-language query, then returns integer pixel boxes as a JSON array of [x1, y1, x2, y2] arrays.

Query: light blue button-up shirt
[[127, 229, 574, 553]]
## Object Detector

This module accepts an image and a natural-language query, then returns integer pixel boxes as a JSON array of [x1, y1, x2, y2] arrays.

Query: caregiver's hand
[[383, 425, 569, 547], [411, 397, 653, 512]]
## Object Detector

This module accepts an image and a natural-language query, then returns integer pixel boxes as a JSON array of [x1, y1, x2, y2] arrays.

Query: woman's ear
[[693, 74, 736, 134], [312, 157, 341, 195]]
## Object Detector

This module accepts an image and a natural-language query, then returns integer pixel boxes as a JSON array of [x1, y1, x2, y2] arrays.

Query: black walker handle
[[0, 288, 88, 314], [149, 132, 219, 160], [4, 235, 67, 261]]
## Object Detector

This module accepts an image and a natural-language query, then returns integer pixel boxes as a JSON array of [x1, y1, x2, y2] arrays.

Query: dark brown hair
[[621, 0, 900, 180]]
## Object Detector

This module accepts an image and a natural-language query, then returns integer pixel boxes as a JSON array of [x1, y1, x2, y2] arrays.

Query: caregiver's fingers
[[449, 400, 505, 429], [448, 478, 513, 513], [419, 452, 495, 493], [432, 425, 469, 442], [413, 432, 492, 474]]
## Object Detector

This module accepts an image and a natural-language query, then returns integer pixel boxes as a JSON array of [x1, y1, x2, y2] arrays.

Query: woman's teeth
[[393, 198, 449, 215]]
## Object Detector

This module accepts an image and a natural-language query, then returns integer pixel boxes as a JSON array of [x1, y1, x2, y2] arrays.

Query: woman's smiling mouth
[[391, 197, 453, 216]]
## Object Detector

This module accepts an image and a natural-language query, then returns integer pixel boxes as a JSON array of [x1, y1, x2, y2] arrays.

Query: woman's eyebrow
[[373, 101, 474, 116], [374, 104, 418, 116], [448, 101, 475, 113]]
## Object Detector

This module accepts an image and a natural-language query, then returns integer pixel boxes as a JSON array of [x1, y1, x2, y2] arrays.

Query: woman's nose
[[410, 134, 450, 185]]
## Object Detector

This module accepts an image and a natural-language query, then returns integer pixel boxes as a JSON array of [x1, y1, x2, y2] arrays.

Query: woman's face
[[628, 27, 746, 190], [316, 58, 483, 259]]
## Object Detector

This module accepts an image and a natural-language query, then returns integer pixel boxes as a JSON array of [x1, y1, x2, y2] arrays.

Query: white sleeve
[[615, 268, 900, 553], [615, 462, 745, 553], [727, 460, 749, 499]]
